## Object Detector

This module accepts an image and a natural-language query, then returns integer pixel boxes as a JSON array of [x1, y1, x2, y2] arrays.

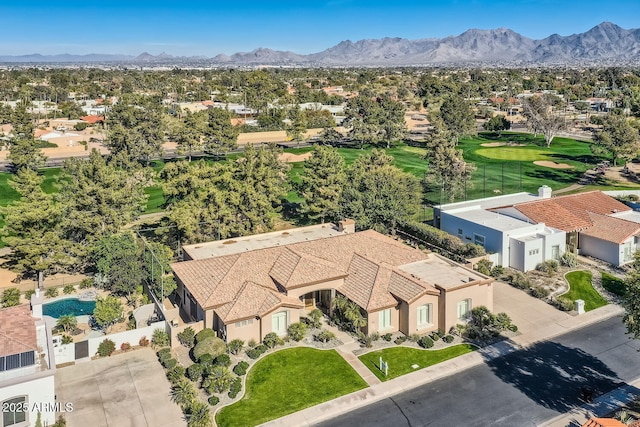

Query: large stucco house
[[171, 221, 493, 343], [436, 188, 640, 269], [0, 297, 57, 427]]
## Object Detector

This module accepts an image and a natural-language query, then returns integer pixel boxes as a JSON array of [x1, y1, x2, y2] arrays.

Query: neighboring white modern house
[[0, 294, 57, 427], [436, 187, 640, 268], [435, 186, 565, 271]]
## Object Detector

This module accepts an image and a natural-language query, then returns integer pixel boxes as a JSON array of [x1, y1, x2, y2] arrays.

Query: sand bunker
[[533, 160, 574, 169], [279, 152, 312, 163], [480, 142, 527, 147]]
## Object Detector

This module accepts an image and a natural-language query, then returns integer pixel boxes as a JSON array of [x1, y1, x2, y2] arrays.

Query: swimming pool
[[43, 298, 96, 318]]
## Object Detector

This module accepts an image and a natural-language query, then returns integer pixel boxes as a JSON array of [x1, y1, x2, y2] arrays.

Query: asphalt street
[[319, 315, 640, 427]]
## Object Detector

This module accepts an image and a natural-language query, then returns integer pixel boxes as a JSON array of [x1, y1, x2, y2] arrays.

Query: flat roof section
[[611, 210, 640, 224], [182, 223, 348, 260], [445, 208, 537, 232], [436, 192, 541, 212], [399, 254, 489, 291]]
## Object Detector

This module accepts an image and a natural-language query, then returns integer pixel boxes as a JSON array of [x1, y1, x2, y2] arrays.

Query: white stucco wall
[[0, 375, 57, 426], [87, 321, 167, 356], [52, 342, 75, 365], [579, 235, 621, 265]]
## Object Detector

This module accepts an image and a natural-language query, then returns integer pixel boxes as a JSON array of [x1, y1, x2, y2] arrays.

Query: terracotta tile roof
[[216, 282, 303, 323], [340, 255, 380, 310], [581, 212, 640, 244], [512, 191, 630, 232], [582, 418, 627, 427], [172, 229, 439, 319], [388, 269, 438, 303], [171, 253, 241, 309], [270, 248, 346, 289], [269, 248, 300, 286], [80, 115, 104, 124], [0, 305, 38, 358]]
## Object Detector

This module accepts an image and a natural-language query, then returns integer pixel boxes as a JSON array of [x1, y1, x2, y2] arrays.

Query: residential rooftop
[[0, 304, 38, 358], [182, 222, 351, 260], [436, 191, 542, 212], [448, 207, 540, 232], [399, 254, 490, 291]]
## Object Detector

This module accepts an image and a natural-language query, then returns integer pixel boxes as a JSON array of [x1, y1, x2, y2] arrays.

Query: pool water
[[43, 298, 96, 318]]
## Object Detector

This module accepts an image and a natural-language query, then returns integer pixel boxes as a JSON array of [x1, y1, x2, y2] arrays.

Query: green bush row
[[397, 221, 486, 260]]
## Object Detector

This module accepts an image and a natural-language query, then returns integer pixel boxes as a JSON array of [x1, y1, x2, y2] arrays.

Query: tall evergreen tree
[[205, 107, 239, 156], [0, 169, 71, 286], [59, 150, 148, 252], [340, 149, 421, 231], [592, 111, 640, 167], [300, 146, 347, 223], [436, 94, 476, 142], [7, 104, 46, 171]]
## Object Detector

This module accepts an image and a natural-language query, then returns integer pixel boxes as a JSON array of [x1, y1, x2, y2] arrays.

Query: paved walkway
[[261, 292, 625, 427], [318, 320, 381, 386]]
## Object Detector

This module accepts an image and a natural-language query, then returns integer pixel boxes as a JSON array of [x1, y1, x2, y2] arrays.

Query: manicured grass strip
[[602, 272, 626, 297], [475, 146, 552, 161], [216, 348, 368, 427], [358, 344, 477, 382], [144, 185, 165, 213], [562, 270, 608, 311]]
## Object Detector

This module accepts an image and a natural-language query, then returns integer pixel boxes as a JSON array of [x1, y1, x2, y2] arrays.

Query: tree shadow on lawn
[[525, 169, 582, 184], [477, 132, 545, 145], [551, 153, 601, 166], [485, 340, 633, 413]]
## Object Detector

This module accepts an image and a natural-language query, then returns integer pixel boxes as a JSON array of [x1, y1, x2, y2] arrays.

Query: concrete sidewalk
[[261, 303, 625, 427]]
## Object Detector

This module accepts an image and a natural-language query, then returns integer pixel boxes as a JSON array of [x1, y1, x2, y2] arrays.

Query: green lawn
[[562, 270, 608, 311], [216, 348, 368, 427], [358, 344, 477, 382], [453, 132, 602, 204], [602, 272, 626, 297]]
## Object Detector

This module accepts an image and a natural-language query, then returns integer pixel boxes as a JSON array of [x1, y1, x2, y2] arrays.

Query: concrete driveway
[[493, 280, 572, 335], [55, 347, 185, 427]]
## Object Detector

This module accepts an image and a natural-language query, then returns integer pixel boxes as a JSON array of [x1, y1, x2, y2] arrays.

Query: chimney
[[338, 219, 356, 233], [538, 185, 552, 198]]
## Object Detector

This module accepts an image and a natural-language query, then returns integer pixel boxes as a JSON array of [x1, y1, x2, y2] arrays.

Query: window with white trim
[[417, 304, 433, 329], [234, 319, 253, 328], [379, 309, 392, 331], [2, 396, 28, 427], [457, 299, 472, 321]]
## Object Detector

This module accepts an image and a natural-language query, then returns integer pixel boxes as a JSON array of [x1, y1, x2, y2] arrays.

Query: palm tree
[[56, 314, 77, 334], [331, 294, 348, 315], [184, 400, 212, 427], [344, 301, 367, 332], [351, 313, 368, 332], [170, 380, 196, 409]]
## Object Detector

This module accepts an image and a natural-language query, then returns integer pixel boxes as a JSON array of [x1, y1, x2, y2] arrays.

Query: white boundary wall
[[87, 321, 167, 356]]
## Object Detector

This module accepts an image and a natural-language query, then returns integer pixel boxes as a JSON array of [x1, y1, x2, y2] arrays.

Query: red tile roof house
[[495, 190, 640, 266], [171, 220, 493, 343], [0, 297, 57, 426]]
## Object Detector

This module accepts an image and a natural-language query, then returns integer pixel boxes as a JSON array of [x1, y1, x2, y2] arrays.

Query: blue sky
[[1, 0, 639, 56]]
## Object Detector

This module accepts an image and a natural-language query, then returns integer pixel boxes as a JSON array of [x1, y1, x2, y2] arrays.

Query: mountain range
[[1, 22, 639, 66]]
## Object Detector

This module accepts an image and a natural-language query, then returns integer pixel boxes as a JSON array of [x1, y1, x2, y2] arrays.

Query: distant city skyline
[[1, 0, 639, 56]]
